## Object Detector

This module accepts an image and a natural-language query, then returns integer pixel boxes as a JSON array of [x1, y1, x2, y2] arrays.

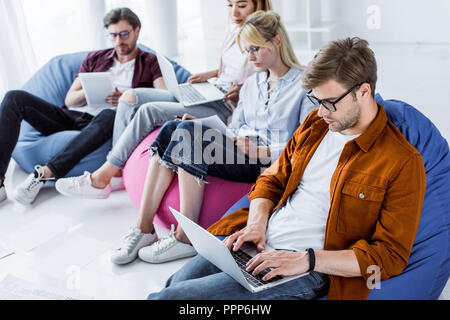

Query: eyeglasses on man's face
[[108, 29, 134, 41], [306, 83, 364, 112]]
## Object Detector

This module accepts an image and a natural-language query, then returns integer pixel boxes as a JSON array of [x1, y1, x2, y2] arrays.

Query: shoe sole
[[139, 251, 197, 264], [111, 236, 159, 265], [13, 190, 35, 206], [55, 184, 111, 200], [110, 255, 138, 265]]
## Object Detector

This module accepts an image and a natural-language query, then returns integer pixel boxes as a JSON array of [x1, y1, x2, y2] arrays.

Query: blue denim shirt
[[228, 67, 316, 163]]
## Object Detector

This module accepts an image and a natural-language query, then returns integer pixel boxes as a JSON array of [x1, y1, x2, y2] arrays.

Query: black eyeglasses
[[108, 29, 133, 41], [306, 83, 364, 112]]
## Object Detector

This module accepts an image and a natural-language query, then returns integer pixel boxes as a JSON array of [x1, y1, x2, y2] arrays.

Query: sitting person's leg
[[0, 90, 84, 204], [138, 120, 264, 263], [112, 88, 177, 147], [57, 100, 231, 198], [46, 109, 116, 179], [148, 255, 330, 300], [111, 120, 181, 265], [0, 90, 80, 179], [105, 100, 231, 176], [17, 109, 116, 203]]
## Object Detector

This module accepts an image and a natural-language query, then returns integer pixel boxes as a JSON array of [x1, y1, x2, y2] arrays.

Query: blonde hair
[[252, 0, 273, 11], [238, 10, 303, 70]]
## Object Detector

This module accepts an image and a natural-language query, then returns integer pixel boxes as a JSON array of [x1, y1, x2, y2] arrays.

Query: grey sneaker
[[111, 227, 158, 265], [13, 165, 52, 205], [138, 225, 197, 264], [0, 184, 6, 203]]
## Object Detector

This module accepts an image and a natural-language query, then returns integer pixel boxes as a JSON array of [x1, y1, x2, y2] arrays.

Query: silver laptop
[[156, 52, 225, 107], [169, 207, 308, 293]]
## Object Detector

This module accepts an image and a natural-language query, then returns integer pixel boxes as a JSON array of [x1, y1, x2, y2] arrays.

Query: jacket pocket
[[337, 181, 385, 237]]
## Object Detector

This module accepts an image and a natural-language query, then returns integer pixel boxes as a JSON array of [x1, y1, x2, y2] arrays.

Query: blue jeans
[[107, 88, 232, 169], [150, 120, 268, 183], [147, 255, 330, 300]]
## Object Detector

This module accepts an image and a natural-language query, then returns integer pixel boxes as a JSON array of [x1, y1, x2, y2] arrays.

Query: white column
[[145, 0, 178, 57], [199, 0, 227, 69], [79, 0, 108, 50]]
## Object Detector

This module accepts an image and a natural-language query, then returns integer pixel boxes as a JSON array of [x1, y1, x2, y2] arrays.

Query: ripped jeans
[[150, 120, 268, 184]]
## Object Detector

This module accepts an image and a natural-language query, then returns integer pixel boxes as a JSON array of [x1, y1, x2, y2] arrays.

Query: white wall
[[322, 0, 450, 44], [199, 0, 228, 69], [195, 0, 450, 141], [199, 0, 450, 50]]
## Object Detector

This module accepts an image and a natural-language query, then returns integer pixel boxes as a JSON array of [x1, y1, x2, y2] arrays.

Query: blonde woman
[[108, 10, 315, 267], [56, 0, 273, 199]]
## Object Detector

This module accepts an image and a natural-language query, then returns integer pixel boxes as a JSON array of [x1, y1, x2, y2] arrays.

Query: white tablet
[[78, 72, 115, 108]]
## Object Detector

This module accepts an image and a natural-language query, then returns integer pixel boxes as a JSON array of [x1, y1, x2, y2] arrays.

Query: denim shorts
[[150, 120, 269, 184]]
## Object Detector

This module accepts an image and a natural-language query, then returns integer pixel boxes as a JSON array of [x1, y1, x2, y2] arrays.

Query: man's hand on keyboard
[[224, 224, 266, 253], [246, 250, 310, 282]]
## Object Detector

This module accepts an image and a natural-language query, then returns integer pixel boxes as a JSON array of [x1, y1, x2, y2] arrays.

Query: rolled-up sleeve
[[351, 153, 426, 281]]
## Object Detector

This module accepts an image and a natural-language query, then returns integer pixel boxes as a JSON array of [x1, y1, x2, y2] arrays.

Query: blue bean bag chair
[[218, 94, 450, 300], [12, 45, 191, 177]]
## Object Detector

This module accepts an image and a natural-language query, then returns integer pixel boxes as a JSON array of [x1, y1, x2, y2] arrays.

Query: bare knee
[[121, 90, 137, 104]]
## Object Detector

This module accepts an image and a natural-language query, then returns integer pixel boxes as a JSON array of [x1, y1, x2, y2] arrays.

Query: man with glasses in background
[[0, 7, 165, 205], [150, 37, 427, 300]]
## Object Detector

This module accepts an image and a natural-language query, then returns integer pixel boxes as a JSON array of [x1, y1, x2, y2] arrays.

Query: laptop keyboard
[[180, 84, 207, 104], [231, 249, 283, 288]]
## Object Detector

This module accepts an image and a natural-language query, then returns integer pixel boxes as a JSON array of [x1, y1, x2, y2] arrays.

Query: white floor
[[0, 43, 449, 300], [0, 161, 192, 300]]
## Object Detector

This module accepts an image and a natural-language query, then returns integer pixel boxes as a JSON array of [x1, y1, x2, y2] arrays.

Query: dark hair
[[103, 7, 141, 30], [302, 37, 378, 97]]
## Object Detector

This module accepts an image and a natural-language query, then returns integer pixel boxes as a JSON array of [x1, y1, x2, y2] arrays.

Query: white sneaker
[[0, 184, 6, 203], [111, 227, 158, 265], [14, 165, 50, 205], [138, 225, 197, 264], [55, 172, 112, 199], [110, 177, 125, 192]]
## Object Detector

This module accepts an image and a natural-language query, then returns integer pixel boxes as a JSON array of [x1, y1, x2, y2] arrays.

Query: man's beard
[[116, 42, 136, 56], [329, 102, 361, 133]]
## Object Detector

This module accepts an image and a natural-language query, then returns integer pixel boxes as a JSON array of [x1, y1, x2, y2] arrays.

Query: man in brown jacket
[[147, 37, 427, 301]]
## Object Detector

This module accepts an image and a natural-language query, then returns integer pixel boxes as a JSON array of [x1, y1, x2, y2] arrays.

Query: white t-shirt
[[73, 58, 136, 116], [109, 58, 136, 93], [265, 130, 360, 252], [214, 41, 246, 92]]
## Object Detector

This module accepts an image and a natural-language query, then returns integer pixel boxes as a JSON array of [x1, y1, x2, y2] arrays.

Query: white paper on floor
[[0, 243, 13, 260], [0, 275, 92, 300], [33, 234, 112, 280], [1, 213, 79, 252]]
